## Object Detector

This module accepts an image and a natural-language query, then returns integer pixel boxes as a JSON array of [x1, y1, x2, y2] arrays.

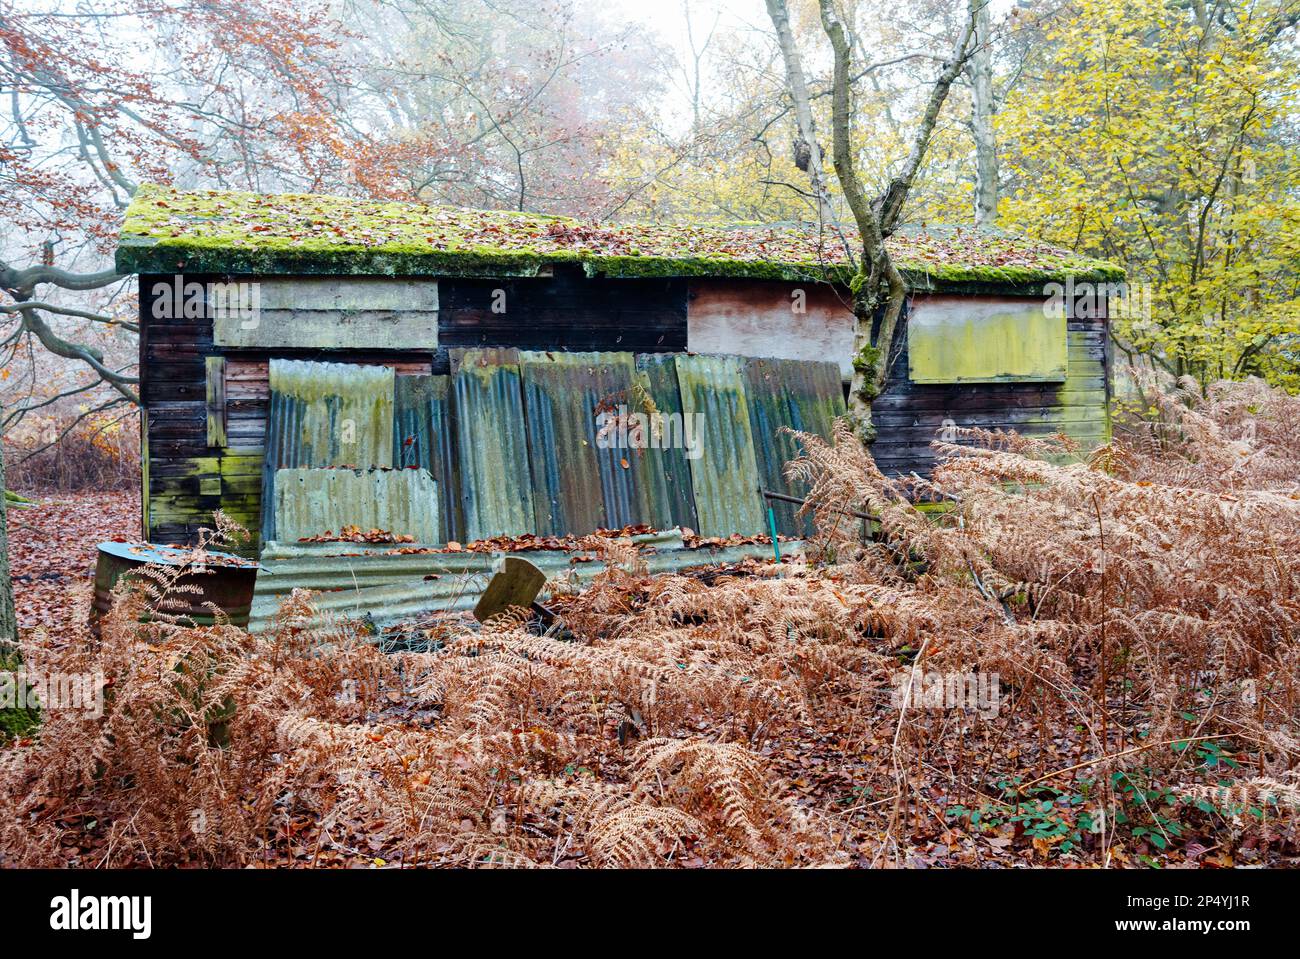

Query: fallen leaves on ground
[[8, 488, 140, 646]]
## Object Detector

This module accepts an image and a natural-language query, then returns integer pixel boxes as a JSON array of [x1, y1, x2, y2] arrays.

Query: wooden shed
[[116, 185, 1122, 555]]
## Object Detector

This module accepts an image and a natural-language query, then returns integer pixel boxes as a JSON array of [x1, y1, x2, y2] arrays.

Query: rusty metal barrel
[[90, 541, 261, 635]]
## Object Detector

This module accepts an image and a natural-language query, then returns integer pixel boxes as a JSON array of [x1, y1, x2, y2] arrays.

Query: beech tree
[[337, 0, 668, 215], [998, 0, 1300, 388], [0, 0, 353, 608], [2, 0, 665, 430], [0, 0, 351, 426]]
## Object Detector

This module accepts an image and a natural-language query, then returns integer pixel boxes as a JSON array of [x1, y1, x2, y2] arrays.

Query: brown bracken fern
[[2, 376, 1297, 867]]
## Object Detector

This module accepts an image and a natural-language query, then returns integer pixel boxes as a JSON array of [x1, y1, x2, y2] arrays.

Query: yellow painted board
[[909, 297, 1068, 384]]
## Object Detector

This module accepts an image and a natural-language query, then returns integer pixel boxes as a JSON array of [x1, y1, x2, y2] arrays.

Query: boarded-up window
[[212, 277, 437, 349], [907, 295, 1066, 384], [686, 280, 855, 378]]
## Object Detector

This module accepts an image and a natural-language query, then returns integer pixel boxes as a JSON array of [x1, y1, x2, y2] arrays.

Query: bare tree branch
[[12, 304, 139, 403], [7, 397, 131, 466], [0, 264, 121, 296], [874, 5, 980, 234], [0, 300, 137, 333]]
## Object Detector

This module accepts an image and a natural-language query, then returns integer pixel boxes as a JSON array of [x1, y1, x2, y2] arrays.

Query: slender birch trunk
[[970, 0, 999, 226]]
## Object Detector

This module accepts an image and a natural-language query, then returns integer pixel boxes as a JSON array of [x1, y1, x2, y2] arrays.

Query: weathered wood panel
[[141, 275, 232, 546], [687, 279, 855, 378], [907, 294, 1068, 383], [213, 277, 438, 349], [142, 273, 439, 552], [205, 356, 226, 447], [872, 296, 1110, 477]]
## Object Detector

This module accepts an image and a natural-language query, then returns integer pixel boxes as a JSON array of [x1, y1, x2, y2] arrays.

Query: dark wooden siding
[[140, 274, 219, 548], [437, 268, 687, 358], [871, 298, 1110, 476]]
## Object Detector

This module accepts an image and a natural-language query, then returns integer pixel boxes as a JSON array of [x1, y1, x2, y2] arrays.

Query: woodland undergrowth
[[2, 376, 1298, 867]]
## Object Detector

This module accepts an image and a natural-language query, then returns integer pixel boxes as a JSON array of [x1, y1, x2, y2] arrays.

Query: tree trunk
[[765, 0, 977, 442], [0, 435, 16, 647], [764, 0, 836, 231], [819, 0, 976, 440], [970, 0, 998, 226]]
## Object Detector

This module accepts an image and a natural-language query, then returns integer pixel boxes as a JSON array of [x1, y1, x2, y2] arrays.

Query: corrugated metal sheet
[[673, 354, 766, 537], [450, 349, 535, 541], [743, 357, 846, 535], [520, 351, 641, 535], [257, 528, 685, 589], [394, 375, 459, 543], [253, 351, 840, 550], [262, 360, 395, 543], [272, 468, 440, 543], [249, 532, 804, 631], [636, 354, 698, 532]]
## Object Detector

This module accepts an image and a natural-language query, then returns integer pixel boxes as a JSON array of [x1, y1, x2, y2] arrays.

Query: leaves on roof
[[117, 184, 1124, 285]]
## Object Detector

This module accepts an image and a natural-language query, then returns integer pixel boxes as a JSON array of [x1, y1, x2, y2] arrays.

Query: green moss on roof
[[115, 184, 1125, 288]]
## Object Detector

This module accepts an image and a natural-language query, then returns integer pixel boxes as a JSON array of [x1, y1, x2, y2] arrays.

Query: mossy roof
[[115, 184, 1124, 289]]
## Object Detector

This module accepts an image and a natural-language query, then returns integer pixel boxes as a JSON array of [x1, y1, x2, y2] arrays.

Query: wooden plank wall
[[439, 270, 688, 356], [685, 282, 1110, 478], [140, 271, 1107, 549], [686, 279, 856, 378], [140, 269, 689, 550], [872, 296, 1110, 476]]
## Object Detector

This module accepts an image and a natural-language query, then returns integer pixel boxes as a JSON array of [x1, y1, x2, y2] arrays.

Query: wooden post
[[206, 355, 227, 448]]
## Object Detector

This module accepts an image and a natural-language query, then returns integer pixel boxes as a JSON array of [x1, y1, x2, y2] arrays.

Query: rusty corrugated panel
[[261, 360, 395, 543], [394, 374, 459, 543], [743, 357, 846, 535], [635, 354, 698, 532], [450, 348, 535, 541], [249, 533, 806, 631], [272, 468, 440, 544], [673, 354, 766, 537], [520, 351, 645, 535], [258, 527, 684, 577]]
